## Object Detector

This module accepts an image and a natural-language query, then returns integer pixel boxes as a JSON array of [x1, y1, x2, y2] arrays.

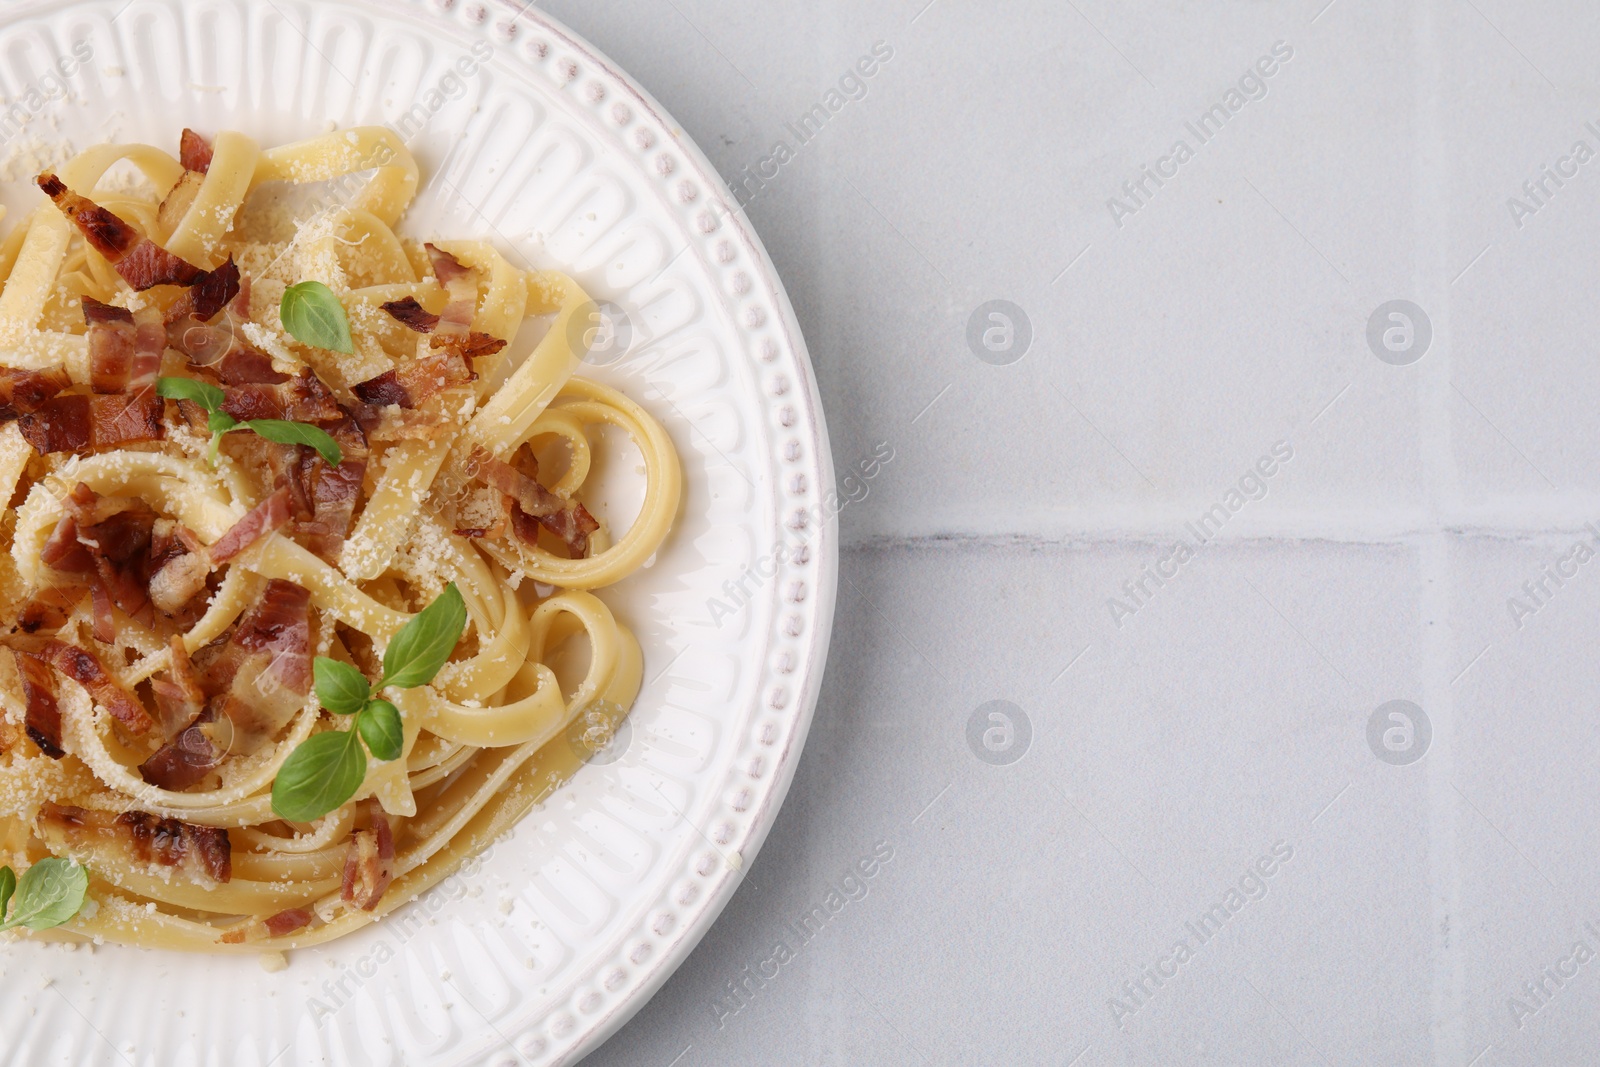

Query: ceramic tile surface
[[536, 1, 1597, 1063]]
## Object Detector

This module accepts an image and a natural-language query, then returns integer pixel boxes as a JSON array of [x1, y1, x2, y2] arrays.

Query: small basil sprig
[[271, 584, 468, 823], [156, 376, 342, 466], [280, 281, 353, 354], [0, 857, 89, 932]]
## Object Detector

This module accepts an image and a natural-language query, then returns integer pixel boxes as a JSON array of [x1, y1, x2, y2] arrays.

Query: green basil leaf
[[280, 281, 354, 354], [242, 419, 343, 466], [1, 857, 88, 931], [313, 657, 370, 716], [380, 583, 467, 690], [271, 729, 367, 823], [157, 376, 225, 413], [0, 866, 15, 922], [357, 699, 404, 761]]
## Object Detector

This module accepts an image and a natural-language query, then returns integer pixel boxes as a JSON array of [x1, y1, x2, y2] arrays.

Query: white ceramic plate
[[0, 1, 834, 1063]]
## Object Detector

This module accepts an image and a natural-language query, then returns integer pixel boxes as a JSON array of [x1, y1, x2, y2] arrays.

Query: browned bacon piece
[[179, 128, 213, 174], [380, 246, 507, 362], [39, 514, 91, 575], [120, 810, 231, 881], [89, 582, 114, 643], [16, 394, 90, 454], [17, 392, 164, 454], [146, 521, 209, 615], [138, 715, 220, 792], [40, 486, 209, 624], [162, 256, 239, 326], [289, 417, 367, 563], [187, 579, 312, 757], [509, 502, 599, 559], [156, 131, 215, 236], [0, 366, 70, 420], [352, 349, 474, 410], [16, 586, 82, 634], [351, 369, 408, 408], [208, 487, 292, 565], [83, 298, 162, 397], [231, 579, 313, 694], [33, 638, 152, 736], [91, 392, 164, 445], [220, 369, 343, 424], [219, 907, 313, 944], [378, 295, 439, 333], [62, 484, 156, 621], [426, 243, 475, 328], [36, 803, 231, 882], [139, 637, 222, 790], [340, 800, 396, 911], [12, 648, 64, 758], [167, 272, 290, 387], [149, 636, 205, 738], [84, 298, 136, 395], [469, 447, 599, 557], [36, 173, 203, 290]]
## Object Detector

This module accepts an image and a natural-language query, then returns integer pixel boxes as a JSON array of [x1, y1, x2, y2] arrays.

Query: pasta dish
[[0, 128, 681, 952]]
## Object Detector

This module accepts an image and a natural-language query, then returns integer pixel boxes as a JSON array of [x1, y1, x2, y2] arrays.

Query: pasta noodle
[[0, 129, 680, 952]]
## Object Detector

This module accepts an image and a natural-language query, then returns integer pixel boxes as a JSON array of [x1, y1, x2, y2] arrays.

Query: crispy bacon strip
[[39, 513, 91, 573], [91, 392, 164, 446], [139, 638, 221, 790], [147, 520, 210, 615], [84, 297, 134, 394], [351, 369, 409, 407], [158, 131, 215, 237], [220, 369, 343, 424], [138, 717, 220, 792], [426, 242, 479, 343], [352, 350, 474, 409], [163, 256, 240, 326], [120, 810, 231, 881], [36, 173, 203, 290], [17, 394, 89, 453], [149, 636, 206, 739], [509, 503, 599, 558], [219, 907, 313, 944], [221, 578, 312, 696], [34, 638, 152, 736], [17, 393, 164, 454], [63, 484, 156, 620], [179, 128, 213, 174], [469, 447, 599, 556], [379, 296, 439, 333], [84, 298, 162, 397], [0, 366, 71, 420], [40, 487, 207, 624], [383, 247, 506, 361], [340, 800, 395, 911], [208, 487, 292, 564], [35, 804, 231, 882], [89, 581, 114, 643], [12, 649, 64, 758], [187, 580, 312, 757], [291, 417, 367, 563], [264, 907, 312, 935], [16, 586, 82, 634], [167, 272, 290, 387]]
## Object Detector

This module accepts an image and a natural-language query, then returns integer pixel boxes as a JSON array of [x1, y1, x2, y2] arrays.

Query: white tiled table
[[545, 2, 1600, 1063]]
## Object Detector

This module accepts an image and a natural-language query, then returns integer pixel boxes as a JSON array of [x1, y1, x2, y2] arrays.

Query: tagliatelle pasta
[[0, 128, 680, 952]]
